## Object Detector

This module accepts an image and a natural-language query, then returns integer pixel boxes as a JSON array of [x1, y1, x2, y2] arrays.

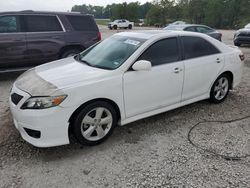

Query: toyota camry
[[10, 30, 244, 147]]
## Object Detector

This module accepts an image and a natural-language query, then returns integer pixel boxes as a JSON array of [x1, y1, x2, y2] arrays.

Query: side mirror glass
[[132, 60, 152, 71]]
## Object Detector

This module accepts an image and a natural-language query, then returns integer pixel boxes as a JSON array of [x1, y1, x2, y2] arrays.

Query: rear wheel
[[73, 101, 117, 146], [60, 48, 81, 58], [209, 74, 231, 103]]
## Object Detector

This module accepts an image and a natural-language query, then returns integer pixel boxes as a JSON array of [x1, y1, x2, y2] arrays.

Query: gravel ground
[[0, 27, 250, 188]]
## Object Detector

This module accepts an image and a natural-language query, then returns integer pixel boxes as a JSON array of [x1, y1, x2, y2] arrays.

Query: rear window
[[66, 15, 97, 31], [25, 15, 63, 32], [182, 36, 220, 59]]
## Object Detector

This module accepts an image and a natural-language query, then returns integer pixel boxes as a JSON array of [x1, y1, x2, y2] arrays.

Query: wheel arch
[[68, 98, 121, 135], [220, 71, 234, 89], [59, 45, 85, 58]]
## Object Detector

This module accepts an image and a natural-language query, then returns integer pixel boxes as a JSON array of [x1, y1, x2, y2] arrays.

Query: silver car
[[164, 24, 222, 41]]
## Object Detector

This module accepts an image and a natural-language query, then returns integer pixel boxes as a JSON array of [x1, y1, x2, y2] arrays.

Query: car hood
[[237, 28, 250, 33], [15, 57, 111, 96]]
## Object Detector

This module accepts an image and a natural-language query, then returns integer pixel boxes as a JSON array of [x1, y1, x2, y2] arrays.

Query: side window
[[182, 36, 220, 59], [185, 27, 196, 32], [0, 16, 19, 33], [66, 15, 97, 31], [25, 15, 62, 32], [196, 26, 212, 33], [138, 38, 179, 66]]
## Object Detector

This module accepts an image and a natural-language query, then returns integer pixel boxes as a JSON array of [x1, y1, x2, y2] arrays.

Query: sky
[[0, 0, 150, 12]]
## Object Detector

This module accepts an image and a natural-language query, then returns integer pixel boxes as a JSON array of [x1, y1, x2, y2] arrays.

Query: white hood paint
[[15, 57, 111, 96], [35, 57, 110, 89]]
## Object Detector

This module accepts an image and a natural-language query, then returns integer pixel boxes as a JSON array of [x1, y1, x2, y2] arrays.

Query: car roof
[[165, 24, 212, 30], [115, 30, 210, 40], [0, 10, 92, 16]]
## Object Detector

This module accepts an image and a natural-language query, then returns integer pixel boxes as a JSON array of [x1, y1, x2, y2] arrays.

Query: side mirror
[[132, 60, 152, 71]]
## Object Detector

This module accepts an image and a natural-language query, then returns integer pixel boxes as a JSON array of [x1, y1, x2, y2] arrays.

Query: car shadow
[[0, 71, 24, 81]]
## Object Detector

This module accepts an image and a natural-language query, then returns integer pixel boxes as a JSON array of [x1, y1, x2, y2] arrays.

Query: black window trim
[[0, 15, 21, 34], [127, 36, 182, 71], [180, 35, 221, 61], [0, 14, 66, 34]]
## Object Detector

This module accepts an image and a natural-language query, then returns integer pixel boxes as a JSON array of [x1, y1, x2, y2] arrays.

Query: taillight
[[98, 32, 102, 41], [239, 52, 245, 61]]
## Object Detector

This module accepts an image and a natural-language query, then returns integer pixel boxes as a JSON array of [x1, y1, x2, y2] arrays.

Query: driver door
[[123, 37, 184, 118]]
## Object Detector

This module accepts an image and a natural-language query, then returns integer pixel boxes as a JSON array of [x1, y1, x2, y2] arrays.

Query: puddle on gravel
[[189, 117, 250, 158]]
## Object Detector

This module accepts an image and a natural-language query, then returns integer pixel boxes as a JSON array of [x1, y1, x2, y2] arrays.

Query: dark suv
[[0, 10, 101, 72]]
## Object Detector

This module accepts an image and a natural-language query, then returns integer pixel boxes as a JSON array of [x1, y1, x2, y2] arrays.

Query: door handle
[[216, 58, 221, 63], [173, 67, 182, 73]]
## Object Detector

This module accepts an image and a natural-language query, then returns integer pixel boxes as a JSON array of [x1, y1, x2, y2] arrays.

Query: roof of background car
[[0, 10, 92, 16], [165, 24, 212, 30]]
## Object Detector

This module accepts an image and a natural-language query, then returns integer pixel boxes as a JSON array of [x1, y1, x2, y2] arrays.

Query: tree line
[[71, 0, 250, 29]]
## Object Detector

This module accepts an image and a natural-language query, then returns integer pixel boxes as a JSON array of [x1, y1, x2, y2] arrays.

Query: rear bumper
[[9, 85, 71, 148]]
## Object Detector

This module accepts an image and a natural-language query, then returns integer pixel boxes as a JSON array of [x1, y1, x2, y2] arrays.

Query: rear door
[[181, 36, 224, 101], [0, 15, 27, 70], [24, 14, 65, 66]]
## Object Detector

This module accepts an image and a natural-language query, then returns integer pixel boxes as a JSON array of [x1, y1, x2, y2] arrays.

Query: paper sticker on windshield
[[124, 39, 140, 46]]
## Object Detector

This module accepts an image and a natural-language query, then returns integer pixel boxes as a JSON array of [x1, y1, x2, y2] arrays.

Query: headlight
[[21, 95, 67, 109], [234, 32, 240, 38]]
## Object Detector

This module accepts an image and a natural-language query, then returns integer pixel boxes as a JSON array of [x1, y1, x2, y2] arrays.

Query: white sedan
[[10, 31, 244, 147]]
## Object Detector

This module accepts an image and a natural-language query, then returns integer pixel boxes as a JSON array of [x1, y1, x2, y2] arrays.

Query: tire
[[60, 48, 81, 58], [113, 25, 118, 30], [128, 24, 132, 29], [234, 42, 241, 47], [72, 101, 117, 146], [209, 74, 231, 104]]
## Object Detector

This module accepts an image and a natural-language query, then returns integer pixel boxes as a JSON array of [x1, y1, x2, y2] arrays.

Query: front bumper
[[9, 85, 71, 147], [234, 36, 250, 44]]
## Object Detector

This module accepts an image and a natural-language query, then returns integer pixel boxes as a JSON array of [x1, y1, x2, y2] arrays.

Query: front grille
[[239, 33, 250, 37], [11, 93, 23, 105]]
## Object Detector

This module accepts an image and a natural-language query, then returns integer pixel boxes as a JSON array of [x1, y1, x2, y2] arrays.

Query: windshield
[[245, 23, 250, 29], [78, 35, 145, 70]]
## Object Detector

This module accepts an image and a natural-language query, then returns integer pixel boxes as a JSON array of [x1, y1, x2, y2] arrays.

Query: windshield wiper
[[74, 55, 112, 70], [75, 55, 92, 66]]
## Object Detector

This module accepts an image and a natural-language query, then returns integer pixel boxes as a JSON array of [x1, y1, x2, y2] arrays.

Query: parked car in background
[[10, 30, 244, 147], [168, 21, 186, 25], [234, 23, 250, 46], [108, 19, 134, 30], [0, 10, 101, 73], [164, 24, 222, 41]]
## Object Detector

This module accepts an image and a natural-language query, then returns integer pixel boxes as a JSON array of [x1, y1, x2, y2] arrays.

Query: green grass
[[95, 19, 110, 26]]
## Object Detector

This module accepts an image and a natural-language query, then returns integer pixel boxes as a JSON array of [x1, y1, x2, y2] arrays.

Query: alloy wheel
[[213, 77, 229, 101], [80, 107, 113, 141]]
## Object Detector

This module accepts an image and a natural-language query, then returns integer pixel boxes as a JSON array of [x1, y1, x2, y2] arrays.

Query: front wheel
[[209, 74, 231, 103], [73, 101, 117, 146], [128, 24, 132, 29]]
